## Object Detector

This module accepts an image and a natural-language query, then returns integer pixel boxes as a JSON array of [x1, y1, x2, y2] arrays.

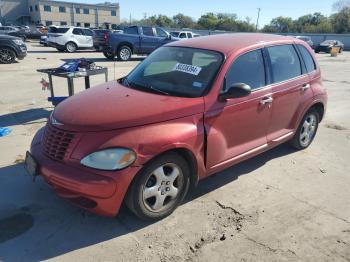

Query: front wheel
[[0, 47, 16, 64], [125, 152, 191, 221], [289, 109, 319, 150], [117, 46, 132, 61]]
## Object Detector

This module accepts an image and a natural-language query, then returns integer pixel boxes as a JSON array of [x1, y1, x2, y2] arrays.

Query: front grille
[[42, 124, 75, 161]]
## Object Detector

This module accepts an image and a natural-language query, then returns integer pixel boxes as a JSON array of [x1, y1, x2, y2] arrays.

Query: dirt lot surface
[[0, 42, 349, 262]]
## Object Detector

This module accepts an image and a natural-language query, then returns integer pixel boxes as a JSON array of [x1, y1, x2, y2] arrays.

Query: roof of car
[[169, 33, 295, 56]]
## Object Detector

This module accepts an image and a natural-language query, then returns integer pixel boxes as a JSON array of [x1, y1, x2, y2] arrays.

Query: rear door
[[82, 29, 94, 48], [265, 44, 311, 143], [71, 28, 86, 47], [205, 49, 272, 173], [140, 26, 158, 53]]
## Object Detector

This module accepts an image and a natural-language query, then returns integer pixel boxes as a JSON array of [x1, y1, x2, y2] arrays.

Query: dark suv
[[0, 35, 27, 64]]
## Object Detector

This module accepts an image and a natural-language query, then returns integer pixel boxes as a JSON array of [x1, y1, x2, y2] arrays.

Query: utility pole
[[256, 8, 261, 31], [129, 13, 132, 25]]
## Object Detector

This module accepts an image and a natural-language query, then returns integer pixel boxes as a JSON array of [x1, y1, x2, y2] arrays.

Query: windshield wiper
[[127, 80, 170, 96]]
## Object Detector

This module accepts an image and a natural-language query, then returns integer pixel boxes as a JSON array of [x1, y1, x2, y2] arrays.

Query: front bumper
[[30, 129, 142, 217]]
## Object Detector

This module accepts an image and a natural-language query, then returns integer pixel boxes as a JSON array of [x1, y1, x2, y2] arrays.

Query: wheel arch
[[117, 42, 134, 54], [310, 102, 325, 122]]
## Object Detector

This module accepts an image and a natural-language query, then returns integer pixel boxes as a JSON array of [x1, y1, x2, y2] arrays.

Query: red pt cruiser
[[26, 34, 327, 220]]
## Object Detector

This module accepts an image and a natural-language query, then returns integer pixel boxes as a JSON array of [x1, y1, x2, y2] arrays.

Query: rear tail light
[[104, 32, 109, 44]]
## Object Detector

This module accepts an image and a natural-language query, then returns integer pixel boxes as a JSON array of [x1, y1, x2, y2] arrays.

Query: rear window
[[297, 45, 316, 73], [124, 27, 138, 35], [49, 27, 69, 34], [267, 45, 302, 83]]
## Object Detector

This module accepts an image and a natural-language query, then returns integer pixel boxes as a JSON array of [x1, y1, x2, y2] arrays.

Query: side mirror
[[219, 83, 252, 101], [166, 34, 172, 40]]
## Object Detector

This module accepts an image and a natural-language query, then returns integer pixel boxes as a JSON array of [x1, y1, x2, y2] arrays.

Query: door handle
[[260, 96, 273, 105], [302, 83, 311, 91]]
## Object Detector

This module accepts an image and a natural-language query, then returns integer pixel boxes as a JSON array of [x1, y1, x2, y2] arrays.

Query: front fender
[[71, 113, 207, 179]]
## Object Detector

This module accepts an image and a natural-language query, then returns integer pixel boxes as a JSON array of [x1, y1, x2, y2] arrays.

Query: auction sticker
[[173, 63, 202, 76]]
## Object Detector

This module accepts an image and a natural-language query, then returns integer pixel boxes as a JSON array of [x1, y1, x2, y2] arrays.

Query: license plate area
[[25, 151, 39, 178]]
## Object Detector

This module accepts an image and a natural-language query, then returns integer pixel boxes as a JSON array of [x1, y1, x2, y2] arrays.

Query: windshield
[[170, 32, 180, 37], [125, 46, 223, 97]]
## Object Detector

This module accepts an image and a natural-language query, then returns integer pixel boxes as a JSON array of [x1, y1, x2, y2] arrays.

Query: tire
[[339, 48, 343, 53], [125, 152, 191, 221], [289, 109, 319, 150], [117, 45, 132, 61], [0, 47, 16, 64], [103, 49, 115, 60], [315, 49, 320, 53], [65, 42, 77, 53]]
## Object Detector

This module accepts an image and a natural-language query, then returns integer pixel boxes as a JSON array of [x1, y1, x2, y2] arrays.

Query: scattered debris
[[220, 234, 226, 241], [319, 168, 327, 174], [0, 127, 12, 137], [325, 123, 347, 130], [14, 154, 25, 164]]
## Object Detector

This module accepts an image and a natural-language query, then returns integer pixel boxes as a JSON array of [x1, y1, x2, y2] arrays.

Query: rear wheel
[[0, 47, 16, 64], [289, 109, 319, 150], [339, 48, 343, 53], [125, 152, 191, 221], [65, 42, 77, 53], [117, 45, 132, 61]]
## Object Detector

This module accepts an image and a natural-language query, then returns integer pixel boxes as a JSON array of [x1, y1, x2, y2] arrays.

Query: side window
[[83, 29, 93, 36], [187, 33, 193, 38], [179, 33, 187, 38], [225, 49, 266, 90], [267, 45, 302, 83], [297, 45, 316, 73], [124, 27, 138, 35], [142, 27, 154, 36], [155, 27, 168, 37], [72, 28, 83, 35]]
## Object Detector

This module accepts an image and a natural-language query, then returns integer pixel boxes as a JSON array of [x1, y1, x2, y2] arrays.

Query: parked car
[[170, 31, 200, 39], [295, 36, 313, 48], [93, 29, 123, 51], [103, 25, 175, 61], [0, 35, 27, 63], [47, 26, 94, 53], [26, 34, 327, 220], [40, 35, 48, 46], [0, 26, 27, 41], [315, 40, 344, 53]]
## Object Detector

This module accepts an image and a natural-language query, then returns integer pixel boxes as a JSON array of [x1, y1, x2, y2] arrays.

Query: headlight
[[12, 39, 24, 45], [80, 148, 136, 171]]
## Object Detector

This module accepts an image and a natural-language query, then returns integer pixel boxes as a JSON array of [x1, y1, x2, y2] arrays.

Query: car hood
[[52, 81, 204, 132]]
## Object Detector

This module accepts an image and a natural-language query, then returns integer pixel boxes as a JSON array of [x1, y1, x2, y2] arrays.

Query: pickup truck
[[103, 26, 176, 61]]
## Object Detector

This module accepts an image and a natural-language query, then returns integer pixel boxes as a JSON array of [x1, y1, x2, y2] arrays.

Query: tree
[[197, 13, 218, 29], [173, 13, 195, 28], [333, 0, 350, 11], [262, 16, 295, 33], [331, 7, 350, 33]]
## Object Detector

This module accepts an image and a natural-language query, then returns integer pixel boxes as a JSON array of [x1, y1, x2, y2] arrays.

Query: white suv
[[47, 27, 94, 53]]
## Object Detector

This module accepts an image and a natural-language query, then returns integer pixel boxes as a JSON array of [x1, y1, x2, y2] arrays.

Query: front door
[[205, 49, 272, 173]]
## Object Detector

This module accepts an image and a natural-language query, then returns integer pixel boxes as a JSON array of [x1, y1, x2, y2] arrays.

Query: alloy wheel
[[142, 163, 184, 212], [120, 48, 131, 61], [299, 114, 317, 147], [0, 49, 15, 63]]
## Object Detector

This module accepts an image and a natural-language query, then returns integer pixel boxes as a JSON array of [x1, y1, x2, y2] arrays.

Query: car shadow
[[0, 108, 51, 127], [0, 143, 295, 261]]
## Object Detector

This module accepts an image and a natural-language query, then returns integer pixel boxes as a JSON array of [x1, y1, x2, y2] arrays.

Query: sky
[[62, 0, 335, 27]]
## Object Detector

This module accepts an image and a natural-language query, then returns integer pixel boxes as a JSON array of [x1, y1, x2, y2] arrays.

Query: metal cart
[[37, 67, 108, 106]]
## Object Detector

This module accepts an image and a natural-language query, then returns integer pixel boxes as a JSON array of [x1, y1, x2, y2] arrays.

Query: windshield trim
[[124, 46, 226, 98]]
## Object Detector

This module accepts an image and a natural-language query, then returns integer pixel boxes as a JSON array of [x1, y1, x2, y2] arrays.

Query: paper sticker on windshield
[[173, 63, 202, 76]]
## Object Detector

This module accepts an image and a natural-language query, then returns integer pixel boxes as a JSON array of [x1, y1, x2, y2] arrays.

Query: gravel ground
[[0, 42, 349, 262]]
